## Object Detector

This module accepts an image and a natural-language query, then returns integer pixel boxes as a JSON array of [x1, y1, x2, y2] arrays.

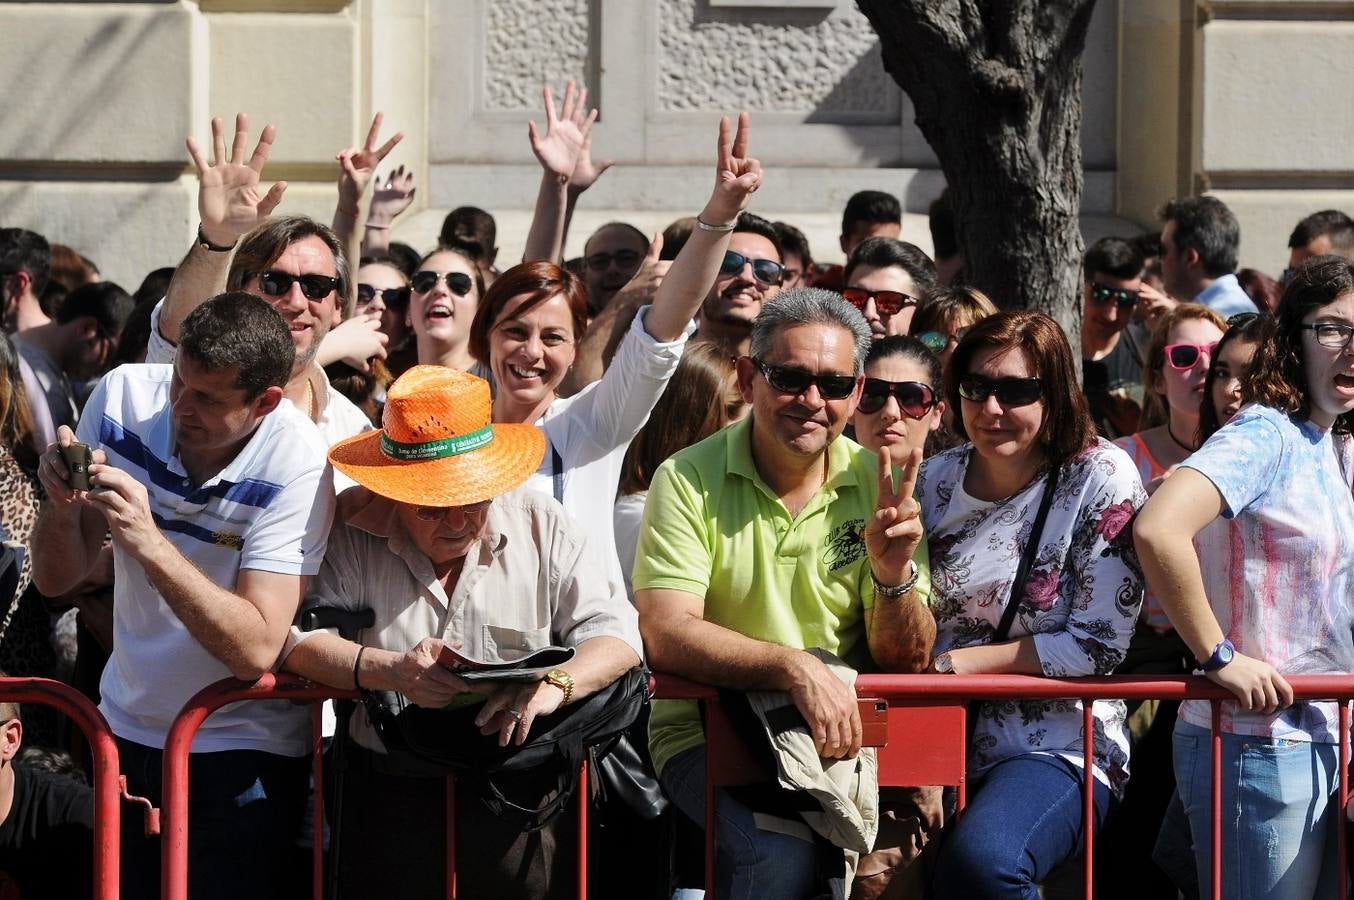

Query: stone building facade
[[0, 0, 1350, 289]]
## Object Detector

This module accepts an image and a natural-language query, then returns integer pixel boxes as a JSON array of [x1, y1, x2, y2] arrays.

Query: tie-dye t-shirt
[[1179, 405, 1354, 743]]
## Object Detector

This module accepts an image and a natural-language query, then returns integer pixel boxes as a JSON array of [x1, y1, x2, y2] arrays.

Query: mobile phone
[[859, 698, 889, 747], [61, 441, 93, 491]]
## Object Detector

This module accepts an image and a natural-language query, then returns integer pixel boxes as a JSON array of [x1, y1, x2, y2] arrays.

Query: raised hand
[[186, 113, 287, 247], [528, 81, 594, 182], [702, 112, 762, 226], [368, 165, 416, 226], [568, 109, 614, 195], [337, 112, 404, 214], [864, 446, 924, 588]]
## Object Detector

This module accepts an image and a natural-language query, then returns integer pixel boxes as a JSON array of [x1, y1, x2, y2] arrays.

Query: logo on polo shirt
[[213, 531, 242, 550], [824, 519, 865, 572]]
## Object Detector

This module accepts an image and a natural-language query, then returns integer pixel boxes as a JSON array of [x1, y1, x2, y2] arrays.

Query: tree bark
[[856, 0, 1097, 352]]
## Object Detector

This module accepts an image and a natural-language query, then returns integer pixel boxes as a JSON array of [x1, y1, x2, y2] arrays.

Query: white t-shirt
[[525, 307, 688, 584], [612, 491, 648, 599], [78, 364, 336, 754]]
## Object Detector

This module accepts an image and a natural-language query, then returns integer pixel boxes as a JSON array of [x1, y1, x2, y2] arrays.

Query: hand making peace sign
[[701, 111, 762, 226], [864, 445, 924, 588]]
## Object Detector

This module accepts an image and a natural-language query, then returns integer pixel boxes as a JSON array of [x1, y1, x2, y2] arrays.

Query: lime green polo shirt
[[634, 415, 931, 775]]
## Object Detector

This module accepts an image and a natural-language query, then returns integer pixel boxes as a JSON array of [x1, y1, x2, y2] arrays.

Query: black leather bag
[[364, 666, 650, 831]]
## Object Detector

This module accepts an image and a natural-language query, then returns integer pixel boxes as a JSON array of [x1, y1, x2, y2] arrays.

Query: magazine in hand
[[436, 643, 576, 683]]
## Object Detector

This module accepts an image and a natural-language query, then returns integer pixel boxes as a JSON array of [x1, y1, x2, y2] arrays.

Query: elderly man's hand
[[475, 679, 567, 747], [392, 638, 472, 708]]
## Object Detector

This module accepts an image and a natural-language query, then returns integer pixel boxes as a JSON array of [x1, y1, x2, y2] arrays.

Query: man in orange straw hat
[[281, 364, 642, 898]]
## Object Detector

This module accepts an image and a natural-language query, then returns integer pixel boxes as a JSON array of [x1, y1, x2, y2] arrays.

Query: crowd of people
[[0, 80, 1352, 900]]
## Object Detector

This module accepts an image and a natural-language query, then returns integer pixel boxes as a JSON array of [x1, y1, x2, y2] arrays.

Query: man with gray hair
[[635, 288, 935, 898]]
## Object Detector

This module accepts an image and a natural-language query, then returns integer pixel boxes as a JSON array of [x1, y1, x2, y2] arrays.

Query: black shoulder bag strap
[[552, 444, 564, 503], [993, 465, 1062, 643]]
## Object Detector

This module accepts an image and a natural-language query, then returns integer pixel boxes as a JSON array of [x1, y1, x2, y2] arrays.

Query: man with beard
[[694, 212, 784, 358]]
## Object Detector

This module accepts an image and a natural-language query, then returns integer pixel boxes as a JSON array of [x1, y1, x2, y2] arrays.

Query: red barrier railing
[[160, 672, 1354, 900], [0, 676, 123, 900]]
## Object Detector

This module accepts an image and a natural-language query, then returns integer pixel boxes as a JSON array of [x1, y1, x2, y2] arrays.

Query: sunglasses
[[857, 378, 937, 417], [410, 270, 475, 296], [750, 358, 856, 400], [918, 328, 969, 354], [1164, 342, 1218, 370], [1088, 282, 1139, 309], [841, 288, 919, 318], [356, 283, 410, 308], [584, 250, 643, 272], [720, 251, 784, 286], [957, 374, 1044, 407], [252, 271, 339, 301], [414, 499, 492, 522]]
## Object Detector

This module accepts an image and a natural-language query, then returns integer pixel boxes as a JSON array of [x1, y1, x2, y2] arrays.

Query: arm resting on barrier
[[282, 632, 471, 709], [944, 637, 1043, 675]]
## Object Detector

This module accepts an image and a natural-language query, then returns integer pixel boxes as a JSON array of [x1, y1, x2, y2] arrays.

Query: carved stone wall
[[483, 0, 592, 110], [655, 0, 898, 120]]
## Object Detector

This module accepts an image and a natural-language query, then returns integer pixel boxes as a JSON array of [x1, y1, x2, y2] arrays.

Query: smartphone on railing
[[859, 698, 889, 747]]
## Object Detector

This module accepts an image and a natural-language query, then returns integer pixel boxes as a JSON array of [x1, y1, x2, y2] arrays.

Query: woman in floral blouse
[[917, 310, 1146, 899]]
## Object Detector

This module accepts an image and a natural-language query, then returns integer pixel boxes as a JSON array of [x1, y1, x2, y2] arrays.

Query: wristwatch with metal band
[[544, 668, 574, 705]]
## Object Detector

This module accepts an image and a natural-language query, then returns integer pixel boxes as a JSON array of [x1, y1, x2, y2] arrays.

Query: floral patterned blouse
[[917, 439, 1147, 797]]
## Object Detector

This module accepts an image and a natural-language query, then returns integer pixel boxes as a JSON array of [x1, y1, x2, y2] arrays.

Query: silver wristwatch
[[872, 561, 919, 599]]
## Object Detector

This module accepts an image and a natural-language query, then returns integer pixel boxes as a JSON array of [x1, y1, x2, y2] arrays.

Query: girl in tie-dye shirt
[[1136, 255, 1354, 900]]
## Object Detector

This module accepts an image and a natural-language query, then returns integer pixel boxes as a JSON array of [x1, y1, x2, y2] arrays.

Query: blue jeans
[[1172, 720, 1341, 900], [932, 753, 1113, 900], [117, 738, 308, 900], [661, 744, 820, 900]]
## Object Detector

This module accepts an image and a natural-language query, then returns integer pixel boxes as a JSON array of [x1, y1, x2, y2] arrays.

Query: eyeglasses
[[841, 288, 919, 318], [957, 374, 1044, 407], [410, 271, 474, 296], [1087, 282, 1139, 310], [414, 499, 492, 521], [1164, 342, 1218, 370], [750, 358, 856, 400], [918, 328, 969, 354], [720, 251, 784, 286], [856, 379, 937, 417], [251, 271, 339, 301], [1301, 322, 1354, 350], [356, 284, 410, 308], [584, 250, 643, 273]]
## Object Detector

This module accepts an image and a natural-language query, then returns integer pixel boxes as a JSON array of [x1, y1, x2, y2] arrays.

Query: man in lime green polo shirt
[[635, 287, 935, 899]]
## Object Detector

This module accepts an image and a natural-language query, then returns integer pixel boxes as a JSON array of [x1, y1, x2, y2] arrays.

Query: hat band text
[[380, 425, 494, 461]]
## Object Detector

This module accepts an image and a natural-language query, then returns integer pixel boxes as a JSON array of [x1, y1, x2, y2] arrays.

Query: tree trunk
[[856, 0, 1097, 352]]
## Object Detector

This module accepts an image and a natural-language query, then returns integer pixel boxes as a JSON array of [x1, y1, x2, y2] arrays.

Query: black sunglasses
[[252, 271, 339, 301], [721, 251, 784, 286], [1088, 282, 1138, 310], [751, 358, 856, 400], [585, 250, 643, 272], [356, 283, 410, 308], [957, 374, 1043, 407], [857, 379, 937, 417], [410, 270, 474, 296]]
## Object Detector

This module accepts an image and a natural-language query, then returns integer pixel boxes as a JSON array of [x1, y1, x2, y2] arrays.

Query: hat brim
[[328, 422, 546, 506]]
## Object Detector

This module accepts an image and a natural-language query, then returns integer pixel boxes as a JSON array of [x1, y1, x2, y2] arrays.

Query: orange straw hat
[[328, 365, 545, 506]]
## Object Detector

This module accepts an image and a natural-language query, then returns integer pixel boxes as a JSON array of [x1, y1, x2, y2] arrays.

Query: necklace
[[304, 379, 318, 421], [1166, 422, 1194, 453]]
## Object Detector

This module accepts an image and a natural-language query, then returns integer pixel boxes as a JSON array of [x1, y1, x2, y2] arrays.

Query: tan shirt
[[285, 485, 642, 751]]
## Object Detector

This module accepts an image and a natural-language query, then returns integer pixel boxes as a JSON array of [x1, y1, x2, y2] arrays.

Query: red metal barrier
[[0, 676, 122, 900], [653, 672, 1354, 900]]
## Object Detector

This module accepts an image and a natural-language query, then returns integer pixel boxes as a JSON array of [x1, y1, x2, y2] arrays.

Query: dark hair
[[843, 237, 937, 298], [1236, 268, 1281, 313], [842, 190, 901, 239], [772, 221, 814, 269], [439, 207, 497, 263], [1245, 254, 1354, 434], [618, 342, 736, 496], [134, 267, 176, 307], [947, 310, 1097, 466], [415, 247, 486, 305], [56, 281, 134, 338], [179, 292, 295, 399], [1133, 231, 1163, 260], [384, 242, 421, 279], [0, 228, 51, 297], [469, 261, 589, 366], [585, 222, 648, 257], [1138, 303, 1227, 430], [660, 217, 695, 262], [1288, 209, 1354, 254], [866, 335, 942, 389], [910, 286, 998, 338], [927, 189, 959, 261], [1083, 237, 1145, 282], [325, 359, 388, 427], [47, 244, 96, 292], [1159, 196, 1240, 278], [0, 335, 37, 472], [1198, 313, 1270, 442], [39, 280, 66, 320], [109, 297, 157, 368], [734, 212, 782, 258], [227, 216, 351, 316]]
